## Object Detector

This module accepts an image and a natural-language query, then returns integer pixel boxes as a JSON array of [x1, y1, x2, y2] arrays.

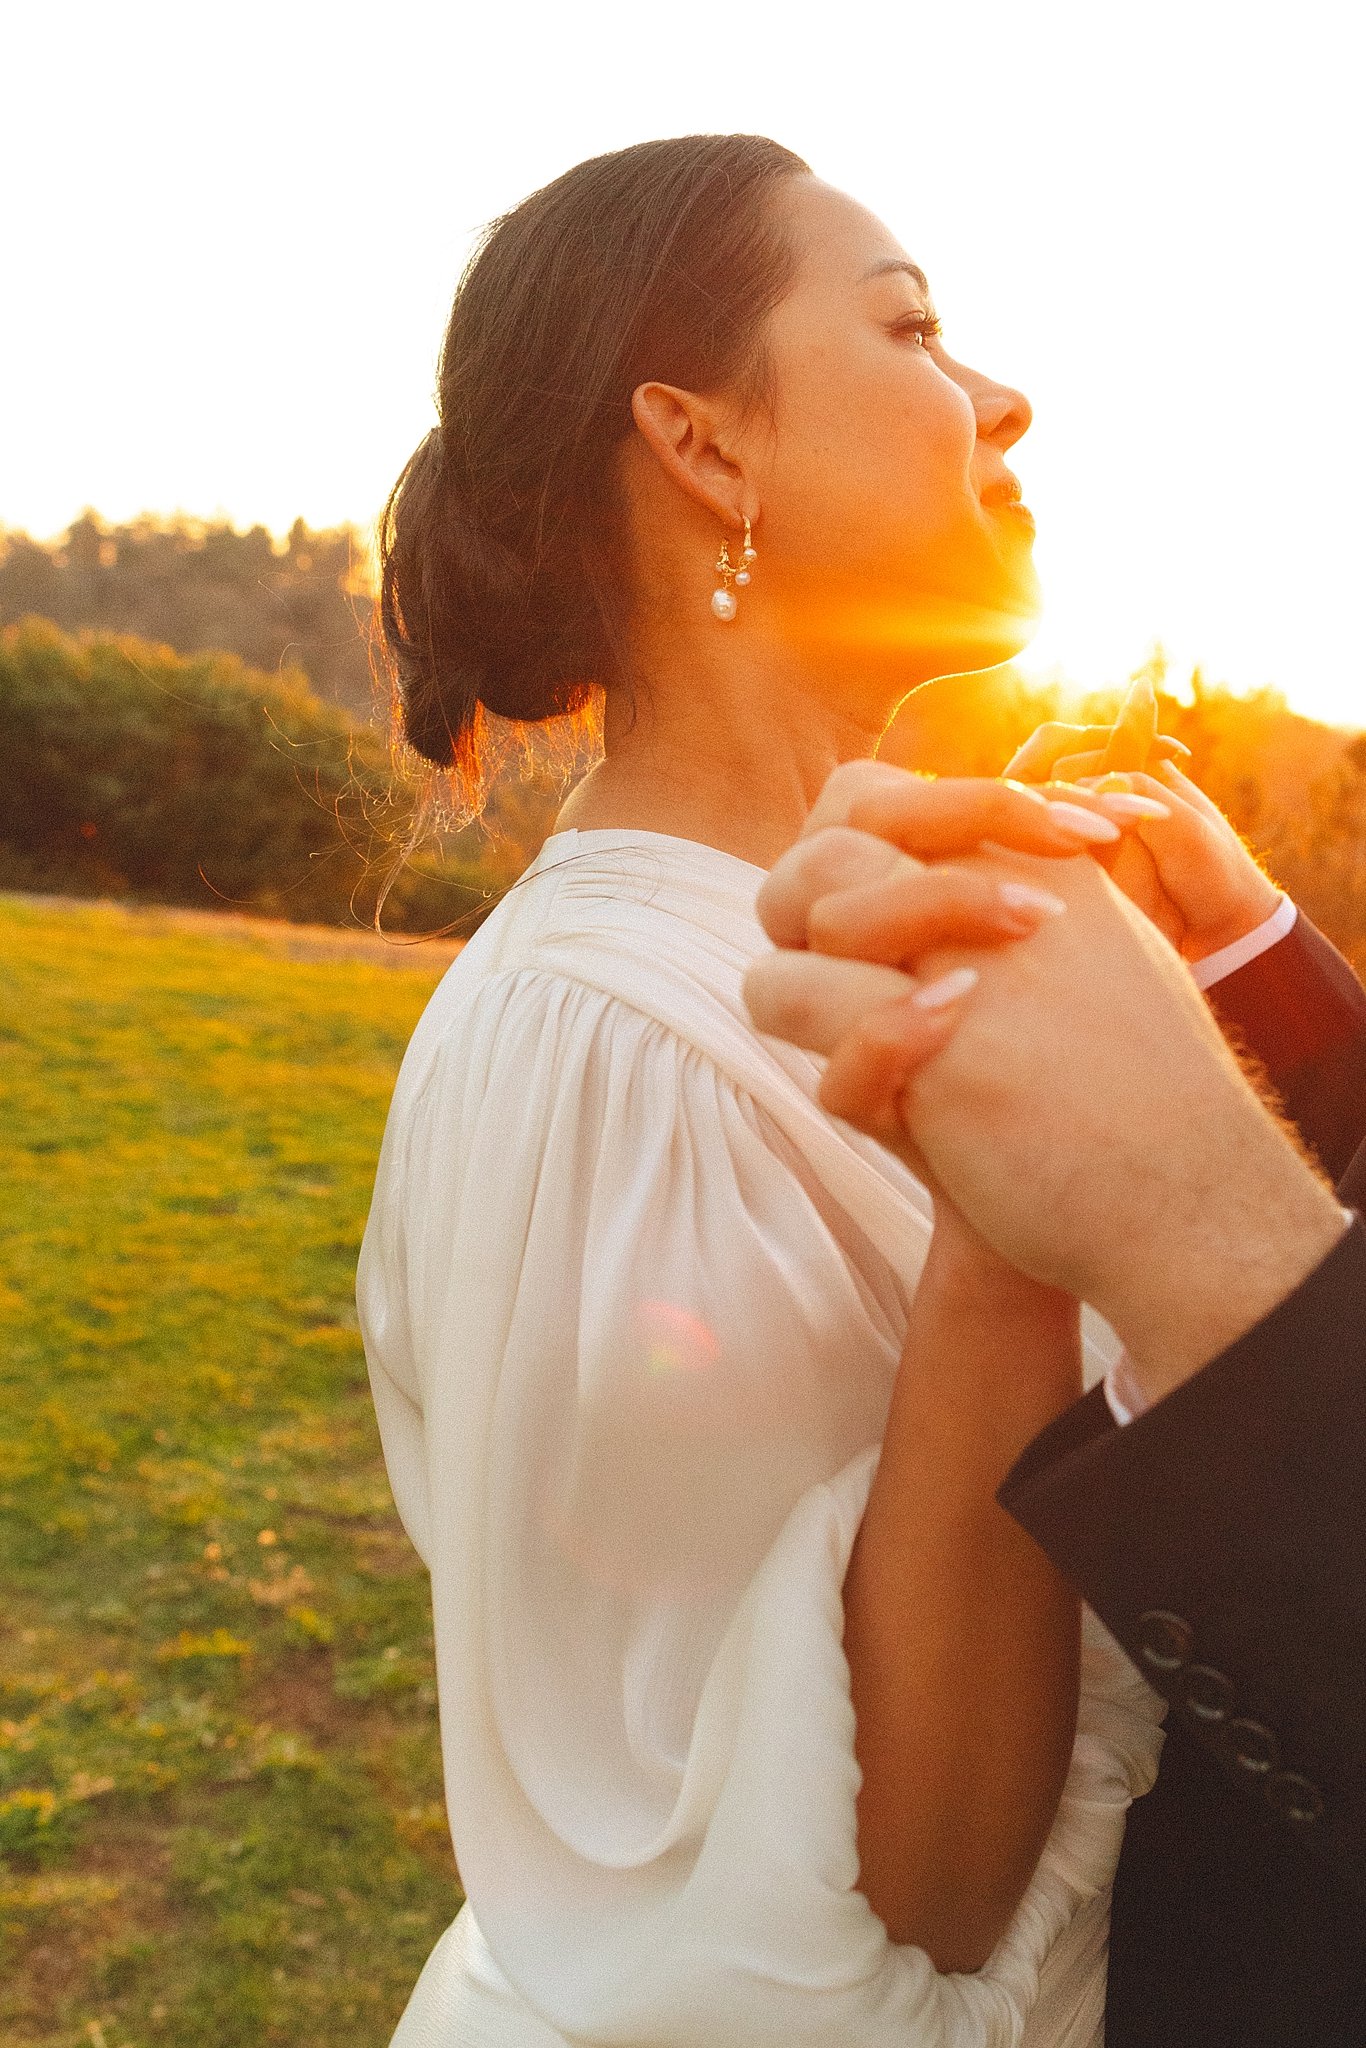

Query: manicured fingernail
[[1155, 736, 1192, 757], [912, 966, 981, 1011], [997, 881, 1068, 919], [1092, 793, 1172, 821], [1045, 801, 1122, 844], [1077, 773, 1133, 793]]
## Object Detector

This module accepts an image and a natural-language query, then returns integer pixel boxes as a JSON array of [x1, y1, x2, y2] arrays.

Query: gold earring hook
[[711, 519, 756, 622]]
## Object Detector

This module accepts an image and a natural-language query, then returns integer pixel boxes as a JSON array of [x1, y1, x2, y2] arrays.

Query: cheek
[[765, 340, 979, 558]]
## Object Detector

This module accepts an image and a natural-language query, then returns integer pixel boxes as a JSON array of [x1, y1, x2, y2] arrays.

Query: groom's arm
[[1009, 915, 1366, 1886], [1000, 1209, 1366, 1892], [1002, 895, 1366, 1881], [1100, 913, 1366, 1425], [744, 784, 1366, 1885]]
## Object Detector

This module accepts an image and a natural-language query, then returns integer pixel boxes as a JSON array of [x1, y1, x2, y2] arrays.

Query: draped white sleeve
[[357, 829, 1165, 2048]]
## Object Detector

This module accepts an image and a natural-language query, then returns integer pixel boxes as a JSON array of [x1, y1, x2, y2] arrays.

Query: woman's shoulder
[[396, 827, 778, 1089], [377, 826, 934, 1269], [497, 827, 772, 965]]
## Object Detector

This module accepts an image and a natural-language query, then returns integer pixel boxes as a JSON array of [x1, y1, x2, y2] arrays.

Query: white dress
[[357, 827, 1165, 2048]]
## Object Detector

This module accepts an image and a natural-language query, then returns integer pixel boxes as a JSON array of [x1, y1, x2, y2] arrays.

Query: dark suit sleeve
[[1000, 1215, 1366, 1890], [999, 911, 1366, 1889], [1206, 912, 1366, 1181]]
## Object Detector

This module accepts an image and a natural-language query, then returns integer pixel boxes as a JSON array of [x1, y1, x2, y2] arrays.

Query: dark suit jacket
[[1000, 913, 1366, 2047]]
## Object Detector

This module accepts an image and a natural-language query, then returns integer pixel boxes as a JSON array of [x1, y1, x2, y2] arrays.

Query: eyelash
[[891, 311, 943, 349]]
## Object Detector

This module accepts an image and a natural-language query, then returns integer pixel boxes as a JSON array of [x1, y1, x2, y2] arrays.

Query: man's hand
[[745, 771, 1348, 1403], [1006, 680, 1283, 961], [1001, 677, 1186, 783], [1075, 762, 1282, 961]]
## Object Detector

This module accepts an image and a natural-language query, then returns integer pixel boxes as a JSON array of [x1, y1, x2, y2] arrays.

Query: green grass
[[0, 895, 461, 2047]]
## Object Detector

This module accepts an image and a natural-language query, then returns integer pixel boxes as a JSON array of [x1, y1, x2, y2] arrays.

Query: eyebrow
[[862, 257, 932, 294]]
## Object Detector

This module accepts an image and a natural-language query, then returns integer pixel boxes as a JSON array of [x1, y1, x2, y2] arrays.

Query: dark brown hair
[[377, 133, 809, 808]]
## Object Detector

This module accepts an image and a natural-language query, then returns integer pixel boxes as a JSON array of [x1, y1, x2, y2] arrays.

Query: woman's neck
[[554, 632, 907, 870]]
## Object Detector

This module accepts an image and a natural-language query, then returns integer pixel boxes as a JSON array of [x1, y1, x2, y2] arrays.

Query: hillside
[[0, 894, 459, 2045], [0, 616, 557, 935]]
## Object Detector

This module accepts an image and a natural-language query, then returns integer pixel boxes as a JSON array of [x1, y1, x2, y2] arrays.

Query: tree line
[[0, 513, 377, 717], [1, 516, 1361, 964]]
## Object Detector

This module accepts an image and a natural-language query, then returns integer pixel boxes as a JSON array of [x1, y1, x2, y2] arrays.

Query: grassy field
[[0, 895, 463, 2047]]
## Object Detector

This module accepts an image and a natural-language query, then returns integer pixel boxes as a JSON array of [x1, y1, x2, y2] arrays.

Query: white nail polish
[[912, 966, 980, 1011], [1045, 801, 1122, 844], [1093, 793, 1172, 821], [998, 882, 1068, 918]]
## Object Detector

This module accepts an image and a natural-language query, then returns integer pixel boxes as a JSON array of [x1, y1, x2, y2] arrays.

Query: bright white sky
[[3, 0, 1362, 728]]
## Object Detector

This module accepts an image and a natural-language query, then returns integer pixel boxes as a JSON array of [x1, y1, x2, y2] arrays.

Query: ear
[[630, 381, 751, 530]]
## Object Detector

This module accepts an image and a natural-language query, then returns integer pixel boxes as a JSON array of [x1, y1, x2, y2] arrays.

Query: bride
[[358, 134, 1283, 2045]]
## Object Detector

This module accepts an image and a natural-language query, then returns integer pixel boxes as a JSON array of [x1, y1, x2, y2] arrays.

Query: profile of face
[[635, 176, 1040, 687]]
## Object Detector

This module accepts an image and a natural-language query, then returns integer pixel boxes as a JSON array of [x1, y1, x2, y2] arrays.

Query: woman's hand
[[760, 758, 1150, 959], [752, 761, 1173, 1160], [753, 782, 1072, 1163], [790, 758, 1132, 870]]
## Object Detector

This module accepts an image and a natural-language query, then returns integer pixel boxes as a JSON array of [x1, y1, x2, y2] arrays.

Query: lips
[[982, 474, 1035, 535]]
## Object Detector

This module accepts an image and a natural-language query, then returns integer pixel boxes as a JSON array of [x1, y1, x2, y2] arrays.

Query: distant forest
[[2, 513, 1362, 964], [0, 512, 377, 717]]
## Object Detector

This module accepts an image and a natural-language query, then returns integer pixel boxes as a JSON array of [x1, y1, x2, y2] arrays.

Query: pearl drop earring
[[711, 517, 756, 622]]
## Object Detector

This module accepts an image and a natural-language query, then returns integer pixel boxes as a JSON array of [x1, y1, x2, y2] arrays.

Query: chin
[[938, 551, 1043, 674], [879, 527, 1043, 678], [953, 604, 1041, 676], [799, 594, 1038, 686], [781, 549, 1042, 679], [909, 586, 1042, 681]]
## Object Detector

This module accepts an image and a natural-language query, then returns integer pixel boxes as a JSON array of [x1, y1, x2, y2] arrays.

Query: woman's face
[[749, 177, 1040, 677]]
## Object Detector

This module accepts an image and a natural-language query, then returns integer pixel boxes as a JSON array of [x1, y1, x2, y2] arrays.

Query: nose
[[967, 370, 1033, 451]]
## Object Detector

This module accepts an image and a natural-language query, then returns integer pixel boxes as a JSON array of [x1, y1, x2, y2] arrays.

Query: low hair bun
[[380, 420, 601, 773]]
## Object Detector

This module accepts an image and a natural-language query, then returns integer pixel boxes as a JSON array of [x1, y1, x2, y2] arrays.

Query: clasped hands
[[744, 683, 1346, 1401]]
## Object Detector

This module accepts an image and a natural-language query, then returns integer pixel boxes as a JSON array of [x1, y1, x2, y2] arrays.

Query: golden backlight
[[1, 2, 1361, 731]]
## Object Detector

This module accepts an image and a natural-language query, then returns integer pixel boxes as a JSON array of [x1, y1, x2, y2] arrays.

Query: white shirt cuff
[[1190, 893, 1297, 990], [1103, 1352, 1147, 1426]]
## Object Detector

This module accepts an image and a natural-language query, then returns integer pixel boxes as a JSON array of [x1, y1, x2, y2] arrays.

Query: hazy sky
[[3, 0, 1362, 727]]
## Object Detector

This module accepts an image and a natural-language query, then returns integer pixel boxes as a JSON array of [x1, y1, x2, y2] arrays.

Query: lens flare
[[635, 1298, 719, 1379]]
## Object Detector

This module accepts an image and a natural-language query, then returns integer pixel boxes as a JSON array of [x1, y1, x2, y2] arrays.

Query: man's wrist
[[1188, 890, 1295, 985], [1099, 1143, 1351, 1406]]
